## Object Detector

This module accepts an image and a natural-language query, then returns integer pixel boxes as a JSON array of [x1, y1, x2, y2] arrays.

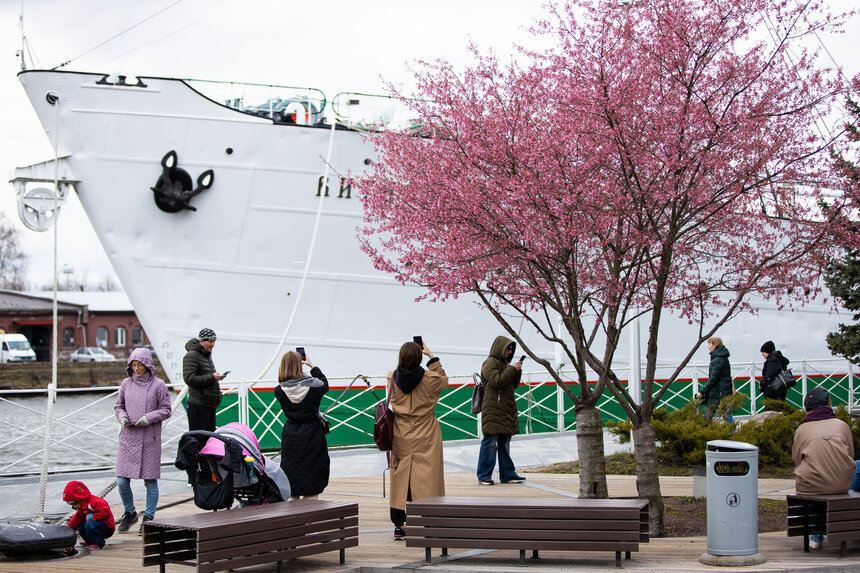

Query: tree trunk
[[573, 402, 608, 498], [632, 421, 665, 536]]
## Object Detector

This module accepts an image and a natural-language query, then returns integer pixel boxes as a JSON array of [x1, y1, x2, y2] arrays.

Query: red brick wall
[[76, 312, 151, 360], [0, 311, 150, 361]]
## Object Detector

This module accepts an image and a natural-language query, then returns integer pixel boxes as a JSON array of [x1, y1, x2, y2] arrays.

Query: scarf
[[803, 405, 836, 423]]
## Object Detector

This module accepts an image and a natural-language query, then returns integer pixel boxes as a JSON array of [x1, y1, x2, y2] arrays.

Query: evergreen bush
[[607, 395, 860, 472]]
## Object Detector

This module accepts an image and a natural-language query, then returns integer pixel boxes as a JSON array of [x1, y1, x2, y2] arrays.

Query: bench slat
[[828, 509, 860, 522], [408, 516, 638, 531], [405, 537, 640, 552], [409, 506, 641, 520], [200, 525, 358, 563], [408, 526, 640, 542], [143, 550, 197, 566], [142, 537, 197, 557], [198, 537, 357, 573], [196, 504, 357, 541], [197, 515, 357, 553]]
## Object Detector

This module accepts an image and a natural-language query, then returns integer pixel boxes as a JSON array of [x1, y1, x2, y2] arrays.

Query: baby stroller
[[176, 422, 291, 510]]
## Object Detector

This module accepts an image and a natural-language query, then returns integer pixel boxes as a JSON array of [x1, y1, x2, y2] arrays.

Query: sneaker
[[502, 476, 526, 484], [809, 534, 824, 550], [393, 527, 405, 541], [138, 514, 153, 536], [85, 543, 102, 550], [477, 479, 494, 486], [117, 510, 138, 533]]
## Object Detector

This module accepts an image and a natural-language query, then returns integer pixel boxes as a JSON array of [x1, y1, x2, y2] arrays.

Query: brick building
[[0, 290, 150, 362]]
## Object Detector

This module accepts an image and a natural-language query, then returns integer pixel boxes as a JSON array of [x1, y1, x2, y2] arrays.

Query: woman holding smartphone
[[388, 339, 448, 540], [274, 349, 330, 498]]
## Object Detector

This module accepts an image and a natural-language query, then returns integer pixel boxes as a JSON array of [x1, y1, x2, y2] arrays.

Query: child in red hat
[[62, 480, 115, 549]]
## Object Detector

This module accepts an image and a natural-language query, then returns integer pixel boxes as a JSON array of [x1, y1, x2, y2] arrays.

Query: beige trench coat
[[388, 359, 448, 511]]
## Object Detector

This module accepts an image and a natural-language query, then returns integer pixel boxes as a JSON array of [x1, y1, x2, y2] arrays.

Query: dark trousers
[[187, 402, 216, 432], [390, 485, 412, 527], [79, 519, 114, 548]]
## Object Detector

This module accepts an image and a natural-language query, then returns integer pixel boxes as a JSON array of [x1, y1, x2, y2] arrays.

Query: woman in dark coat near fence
[[760, 340, 790, 402], [114, 347, 172, 534], [695, 336, 733, 419], [274, 350, 330, 498]]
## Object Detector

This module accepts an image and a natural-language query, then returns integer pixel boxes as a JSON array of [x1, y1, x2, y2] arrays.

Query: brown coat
[[388, 359, 448, 511], [792, 416, 855, 495]]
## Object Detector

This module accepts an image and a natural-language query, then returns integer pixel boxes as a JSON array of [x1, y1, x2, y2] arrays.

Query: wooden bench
[[406, 496, 649, 567], [142, 499, 358, 573], [787, 493, 860, 557]]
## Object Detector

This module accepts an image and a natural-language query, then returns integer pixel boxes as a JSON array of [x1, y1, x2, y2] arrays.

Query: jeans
[[117, 476, 159, 519], [852, 460, 860, 491], [476, 434, 517, 481], [79, 519, 114, 548]]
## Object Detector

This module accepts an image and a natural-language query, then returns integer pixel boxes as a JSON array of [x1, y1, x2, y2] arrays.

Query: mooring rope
[[252, 117, 339, 383], [34, 99, 62, 523]]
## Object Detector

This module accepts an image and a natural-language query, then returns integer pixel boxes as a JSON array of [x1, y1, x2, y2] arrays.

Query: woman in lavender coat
[[114, 347, 172, 534]]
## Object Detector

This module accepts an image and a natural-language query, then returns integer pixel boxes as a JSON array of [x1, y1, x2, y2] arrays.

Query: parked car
[[0, 333, 37, 363], [69, 347, 117, 362], [143, 344, 158, 361]]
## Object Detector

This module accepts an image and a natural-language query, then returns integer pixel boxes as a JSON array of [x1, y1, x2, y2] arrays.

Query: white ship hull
[[15, 70, 845, 386], [16, 70, 546, 384]]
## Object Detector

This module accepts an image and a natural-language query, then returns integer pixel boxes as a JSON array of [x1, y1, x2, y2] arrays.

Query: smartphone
[[413, 336, 423, 348], [519, 355, 527, 362], [222, 370, 231, 376], [296, 347, 306, 360]]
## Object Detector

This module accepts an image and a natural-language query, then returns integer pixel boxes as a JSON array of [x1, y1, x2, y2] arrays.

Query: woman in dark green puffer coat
[[695, 336, 733, 418], [476, 335, 526, 485]]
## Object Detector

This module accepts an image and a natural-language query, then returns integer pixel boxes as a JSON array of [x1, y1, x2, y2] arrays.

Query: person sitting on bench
[[792, 386, 856, 549]]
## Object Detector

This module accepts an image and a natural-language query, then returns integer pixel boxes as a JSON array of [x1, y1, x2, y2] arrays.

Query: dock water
[[0, 431, 853, 572]]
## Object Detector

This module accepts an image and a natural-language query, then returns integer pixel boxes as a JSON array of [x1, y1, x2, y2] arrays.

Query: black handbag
[[769, 368, 797, 394], [193, 470, 234, 510], [470, 372, 484, 415]]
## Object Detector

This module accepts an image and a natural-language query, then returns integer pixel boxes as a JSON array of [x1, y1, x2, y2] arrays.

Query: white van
[[0, 333, 37, 363]]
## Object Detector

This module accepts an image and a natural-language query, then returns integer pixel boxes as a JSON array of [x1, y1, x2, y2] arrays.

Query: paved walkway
[[0, 430, 624, 522]]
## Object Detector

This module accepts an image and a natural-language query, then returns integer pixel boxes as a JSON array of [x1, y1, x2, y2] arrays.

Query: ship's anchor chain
[[151, 150, 214, 213]]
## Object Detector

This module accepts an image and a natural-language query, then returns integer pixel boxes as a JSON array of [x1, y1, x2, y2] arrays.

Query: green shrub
[[606, 395, 860, 472]]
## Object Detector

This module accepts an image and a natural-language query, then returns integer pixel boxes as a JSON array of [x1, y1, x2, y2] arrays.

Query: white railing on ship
[[0, 357, 857, 477]]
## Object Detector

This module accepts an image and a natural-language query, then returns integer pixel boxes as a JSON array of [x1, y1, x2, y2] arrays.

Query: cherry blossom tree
[[358, 0, 855, 534]]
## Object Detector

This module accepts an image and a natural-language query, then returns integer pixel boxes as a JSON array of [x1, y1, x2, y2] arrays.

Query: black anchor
[[151, 150, 214, 213]]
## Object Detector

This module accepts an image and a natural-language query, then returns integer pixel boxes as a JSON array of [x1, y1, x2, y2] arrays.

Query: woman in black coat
[[760, 340, 790, 403], [274, 350, 330, 498]]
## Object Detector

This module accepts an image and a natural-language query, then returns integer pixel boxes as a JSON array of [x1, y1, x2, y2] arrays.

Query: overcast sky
[[0, 0, 857, 288]]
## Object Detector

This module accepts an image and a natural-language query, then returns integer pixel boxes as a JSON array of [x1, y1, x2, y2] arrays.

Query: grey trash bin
[[701, 439, 765, 565]]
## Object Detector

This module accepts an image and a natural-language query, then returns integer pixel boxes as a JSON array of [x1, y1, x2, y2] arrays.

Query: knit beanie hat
[[198, 328, 216, 341], [803, 386, 829, 411], [760, 340, 775, 353]]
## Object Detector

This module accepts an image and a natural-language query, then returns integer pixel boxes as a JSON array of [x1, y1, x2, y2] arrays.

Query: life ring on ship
[[283, 101, 310, 125]]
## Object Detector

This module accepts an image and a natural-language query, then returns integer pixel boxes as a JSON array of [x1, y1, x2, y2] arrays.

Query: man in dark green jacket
[[476, 335, 526, 485], [183, 328, 226, 431]]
